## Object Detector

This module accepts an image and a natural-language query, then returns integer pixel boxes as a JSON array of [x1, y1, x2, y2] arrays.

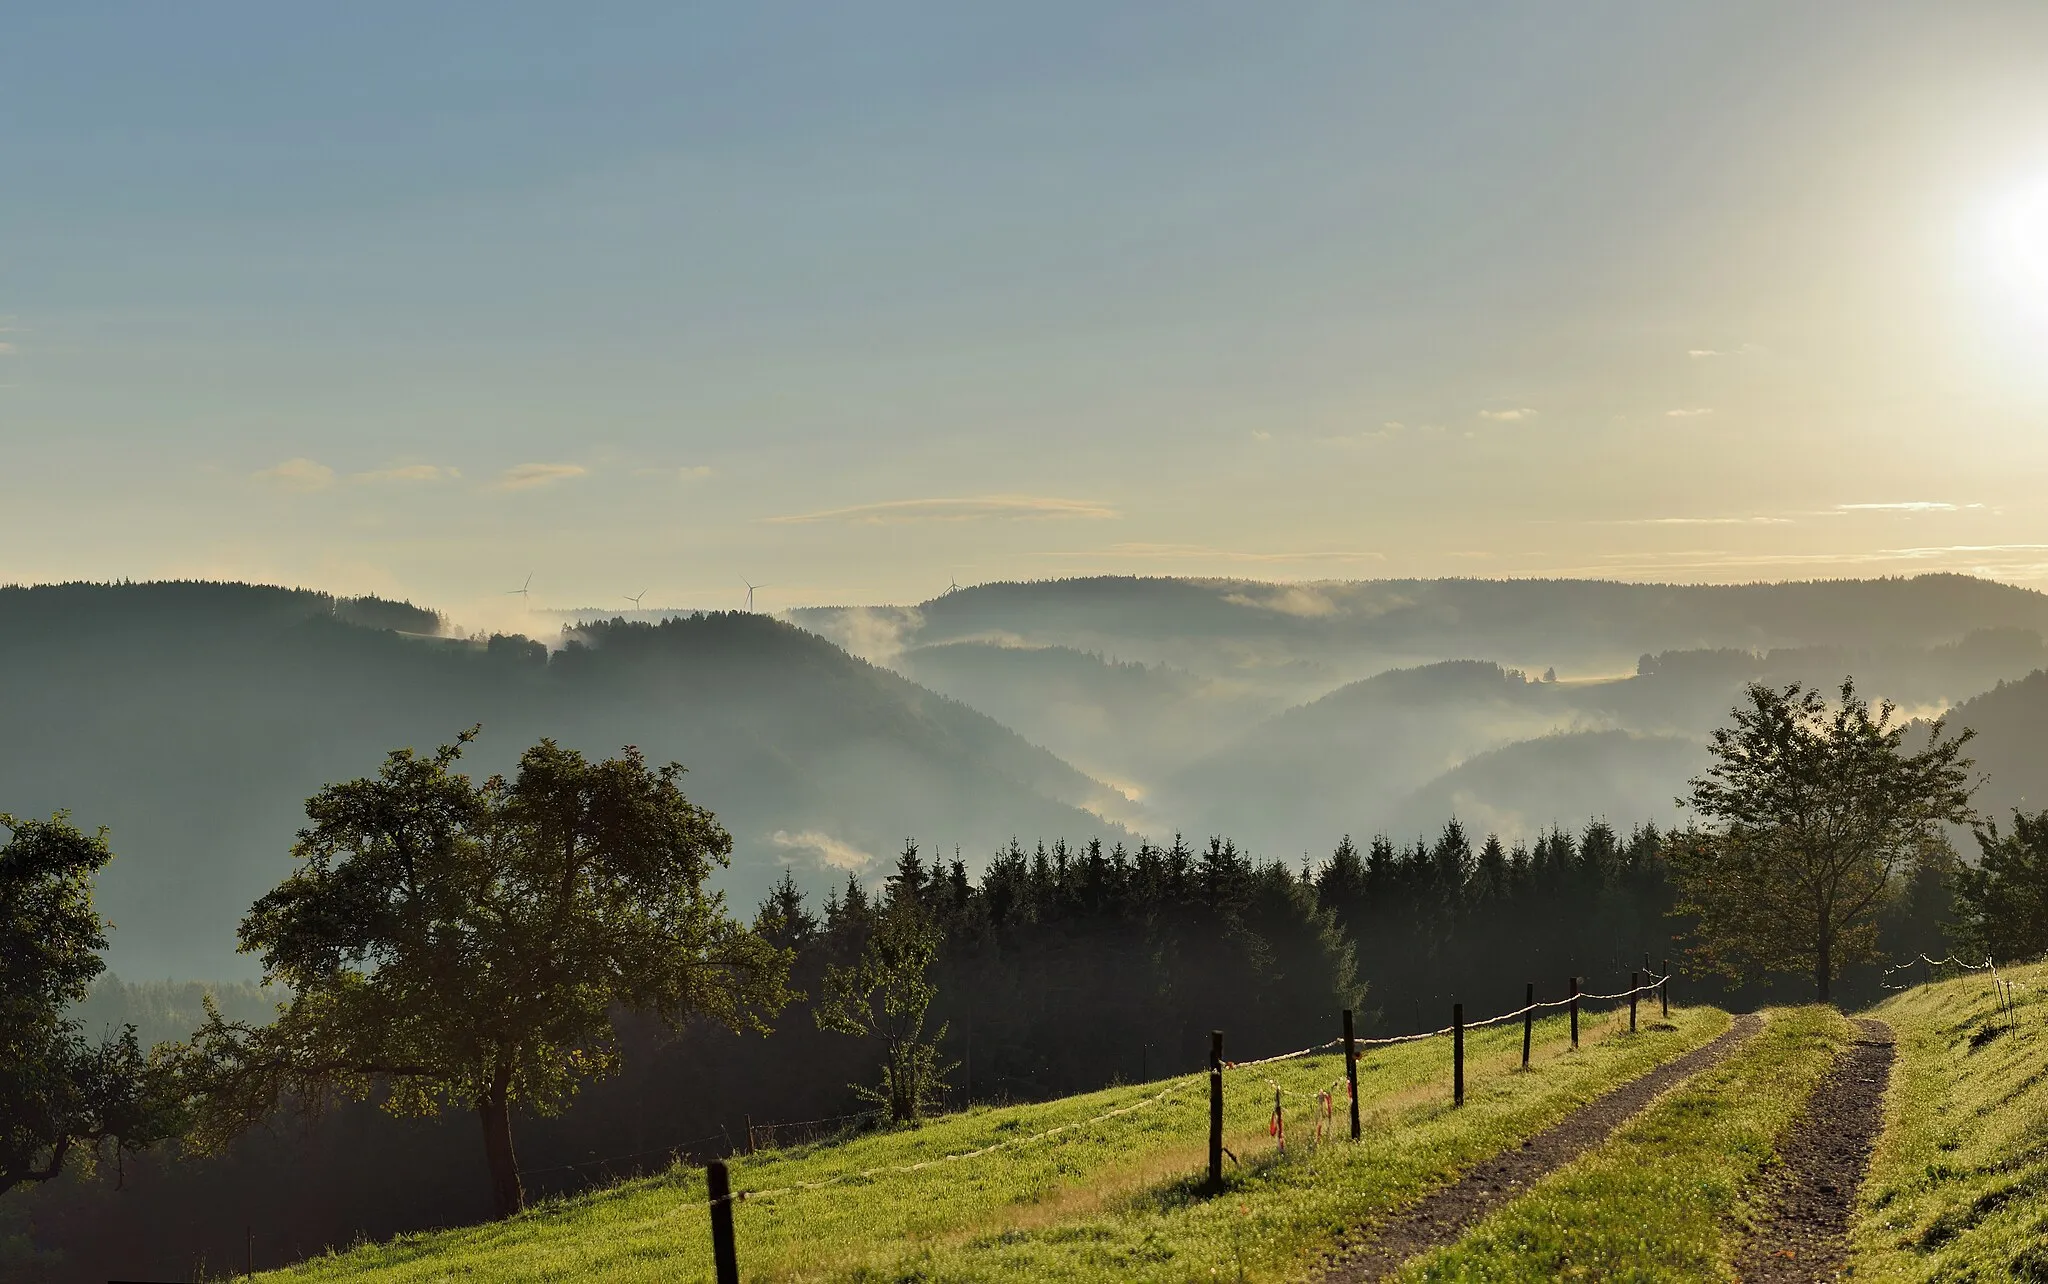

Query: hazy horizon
[[6, 2, 2048, 614]]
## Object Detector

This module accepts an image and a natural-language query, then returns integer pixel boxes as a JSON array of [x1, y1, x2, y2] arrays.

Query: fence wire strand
[[716, 970, 1671, 1207]]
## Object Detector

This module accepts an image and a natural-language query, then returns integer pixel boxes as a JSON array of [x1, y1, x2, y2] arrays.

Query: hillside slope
[[247, 1006, 1725, 1283], [0, 583, 1122, 977]]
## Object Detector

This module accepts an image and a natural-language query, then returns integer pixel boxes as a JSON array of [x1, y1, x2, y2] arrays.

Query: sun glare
[[1983, 173, 2048, 314]]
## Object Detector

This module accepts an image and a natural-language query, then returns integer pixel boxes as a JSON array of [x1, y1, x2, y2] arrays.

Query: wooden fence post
[[1209, 1030, 1224, 1186], [1569, 977, 1580, 1049], [1522, 982, 1534, 1070], [707, 1160, 739, 1284], [1629, 972, 1639, 1033], [1661, 959, 1670, 1020], [1343, 1009, 1361, 1140], [1452, 1003, 1465, 1107]]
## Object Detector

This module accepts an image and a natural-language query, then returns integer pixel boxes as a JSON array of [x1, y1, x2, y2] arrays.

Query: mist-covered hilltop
[[10, 574, 2047, 978], [796, 573, 2048, 689], [798, 575, 2048, 858], [0, 582, 1120, 977]]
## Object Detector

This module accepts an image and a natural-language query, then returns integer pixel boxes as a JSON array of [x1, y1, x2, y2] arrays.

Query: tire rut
[[1733, 1017, 1894, 1283], [1320, 1012, 1765, 1283]]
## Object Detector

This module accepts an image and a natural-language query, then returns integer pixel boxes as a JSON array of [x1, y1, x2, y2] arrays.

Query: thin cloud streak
[[1835, 501, 1975, 513], [1605, 515, 1794, 526], [770, 496, 1118, 524], [1059, 543, 1384, 563], [1541, 543, 2048, 580], [356, 464, 458, 483], [496, 462, 588, 491]]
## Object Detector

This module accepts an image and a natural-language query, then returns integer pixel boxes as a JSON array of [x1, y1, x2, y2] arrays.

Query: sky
[[6, 1, 2048, 621]]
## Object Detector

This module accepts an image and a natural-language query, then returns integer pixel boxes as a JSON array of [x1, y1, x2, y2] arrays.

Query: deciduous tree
[[183, 731, 791, 1218], [1952, 809, 2048, 961], [1, 814, 182, 1198], [1669, 680, 1975, 1001], [815, 895, 954, 1122]]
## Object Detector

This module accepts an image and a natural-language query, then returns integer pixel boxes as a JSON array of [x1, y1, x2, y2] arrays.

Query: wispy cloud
[[255, 458, 337, 492], [1545, 543, 2048, 580], [356, 464, 458, 483], [771, 495, 1118, 524], [1687, 343, 1762, 358], [1606, 515, 1793, 526], [496, 462, 588, 491], [1065, 543, 1383, 564], [770, 829, 876, 873], [1835, 501, 1977, 513], [1478, 407, 1537, 422], [1665, 407, 1714, 418], [1318, 421, 1410, 447], [632, 465, 715, 482]]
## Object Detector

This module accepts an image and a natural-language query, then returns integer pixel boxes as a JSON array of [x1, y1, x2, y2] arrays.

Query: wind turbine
[[624, 590, 647, 609], [505, 572, 533, 607], [948, 576, 960, 595], [743, 579, 767, 612]]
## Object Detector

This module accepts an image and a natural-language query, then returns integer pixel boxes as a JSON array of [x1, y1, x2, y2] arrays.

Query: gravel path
[[1734, 1017, 1895, 1283], [1320, 1012, 1766, 1282]]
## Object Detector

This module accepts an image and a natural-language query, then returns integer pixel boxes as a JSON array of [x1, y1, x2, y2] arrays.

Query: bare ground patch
[[1735, 1017, 1895, 1283]]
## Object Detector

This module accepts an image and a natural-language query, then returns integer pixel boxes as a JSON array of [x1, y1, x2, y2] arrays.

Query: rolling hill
[[0, 582, 1124, 978]]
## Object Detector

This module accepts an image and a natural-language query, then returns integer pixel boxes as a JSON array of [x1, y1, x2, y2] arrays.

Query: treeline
[[764, 815, 1948, 1111], [752, 818, 1728, 1117]]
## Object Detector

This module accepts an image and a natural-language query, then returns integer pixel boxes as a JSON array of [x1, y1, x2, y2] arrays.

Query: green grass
[[263, 1002, 1724, 1282], [1853, 958, 2048, 1283], [1392, 1006, 1853, 1283]]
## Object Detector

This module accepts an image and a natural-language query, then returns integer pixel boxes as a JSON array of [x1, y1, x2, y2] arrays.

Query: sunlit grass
[[264, 1004, 1724, 1282], [1853, 958, 2048, 1282], [1393, 1006, 1851, 1282]]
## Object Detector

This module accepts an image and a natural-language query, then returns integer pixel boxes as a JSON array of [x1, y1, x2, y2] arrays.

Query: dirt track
[[1734, 1017, 1895, 1283], [1321, 1012, 1766, 1282]]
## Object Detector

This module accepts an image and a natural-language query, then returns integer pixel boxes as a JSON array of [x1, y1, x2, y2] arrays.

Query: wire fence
[[1877, 949, 2048, 1033], [712, 968, 1670, 1210]]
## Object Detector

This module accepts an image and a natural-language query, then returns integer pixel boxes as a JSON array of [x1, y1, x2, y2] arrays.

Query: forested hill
[[797, 574, 2048, 693], [0, 582, 1120, 978]]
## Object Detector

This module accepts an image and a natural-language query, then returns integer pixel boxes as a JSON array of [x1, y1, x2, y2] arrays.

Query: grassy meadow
[[261, 1002, 1722, 1282], [1854, 958, 2048, 1282]]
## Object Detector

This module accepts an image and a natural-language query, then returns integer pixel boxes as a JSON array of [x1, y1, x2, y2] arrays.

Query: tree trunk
[[1815, 923, 1833, 1005], [478, 1069, 525, 1219]]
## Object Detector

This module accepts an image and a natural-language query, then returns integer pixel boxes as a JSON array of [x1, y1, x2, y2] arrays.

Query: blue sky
[[5, 2, 2048, 619]]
